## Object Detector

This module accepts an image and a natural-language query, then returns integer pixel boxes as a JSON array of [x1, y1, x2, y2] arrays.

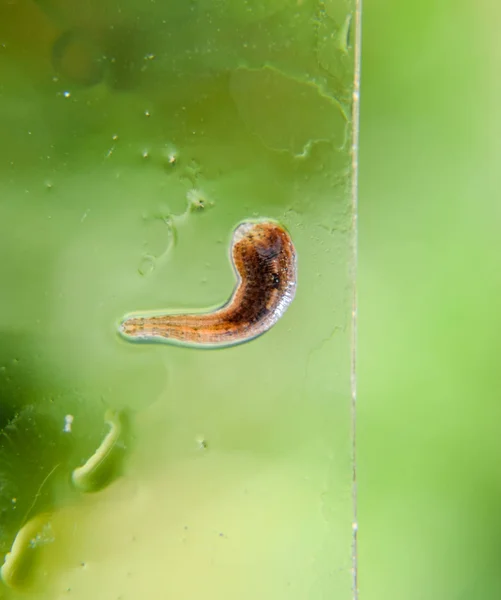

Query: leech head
[[232, 221, 285, 261], [232, 222, 256, 244], [231, 220, 296, 293]]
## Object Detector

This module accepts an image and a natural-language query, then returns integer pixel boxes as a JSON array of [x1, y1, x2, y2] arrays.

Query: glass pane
[[0, 1, 359, 598]]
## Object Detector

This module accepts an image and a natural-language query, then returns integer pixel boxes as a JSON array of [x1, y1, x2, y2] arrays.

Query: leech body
[[72, 410, 124, 493], [1, 513, 52, 590], [119, 221, 297, 348]]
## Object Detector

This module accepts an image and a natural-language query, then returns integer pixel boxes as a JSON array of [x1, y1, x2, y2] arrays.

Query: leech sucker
[[119, 220, 297, 348]]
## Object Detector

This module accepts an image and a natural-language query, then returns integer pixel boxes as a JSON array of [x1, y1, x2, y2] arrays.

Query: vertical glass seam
[[350, 1, 362, 598]]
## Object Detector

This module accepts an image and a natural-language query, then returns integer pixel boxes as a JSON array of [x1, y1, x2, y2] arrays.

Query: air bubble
[[162, 144, 178, 167], [197, 437, 208, 450], [63, 414, 74, 433], [138, 254, 156, 277]]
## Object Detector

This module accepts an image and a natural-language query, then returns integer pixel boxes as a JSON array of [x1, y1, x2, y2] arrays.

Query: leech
[[1, 513, 52, 590], [119, 220, 297, 348], [72, 410, 123, 493]]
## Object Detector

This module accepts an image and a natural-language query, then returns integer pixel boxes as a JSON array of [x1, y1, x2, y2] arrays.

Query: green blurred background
[[359, 0, 501, 598]]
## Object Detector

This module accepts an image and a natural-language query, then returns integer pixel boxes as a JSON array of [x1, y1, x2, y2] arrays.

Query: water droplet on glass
[[138, 254, 156, 277], [63, 414, 74, 433], [182, 159, 202, 185], [196, 437, 208, 450], [187, 189, 213, 212]]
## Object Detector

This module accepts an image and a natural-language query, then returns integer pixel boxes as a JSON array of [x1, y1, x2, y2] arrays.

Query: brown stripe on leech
[[119, 220, 297, 348]]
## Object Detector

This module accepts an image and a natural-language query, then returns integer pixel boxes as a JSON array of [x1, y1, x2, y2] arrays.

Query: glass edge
[[350, 0, 362, 598]]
